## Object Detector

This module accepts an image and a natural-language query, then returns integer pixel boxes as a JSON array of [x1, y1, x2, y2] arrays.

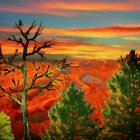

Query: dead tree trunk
[[21, 63, 31, 140]]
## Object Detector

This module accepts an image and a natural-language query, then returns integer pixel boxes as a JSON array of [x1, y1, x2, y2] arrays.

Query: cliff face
[[0, 60, 119, 139]]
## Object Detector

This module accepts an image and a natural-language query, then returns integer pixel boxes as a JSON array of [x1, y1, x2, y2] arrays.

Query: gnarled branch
[[29, 23, 43, 41], [0, 83, 22, 105], [28, 59, 69, 90], [8, 20, 52, 61], [27, 40, 53, 57]]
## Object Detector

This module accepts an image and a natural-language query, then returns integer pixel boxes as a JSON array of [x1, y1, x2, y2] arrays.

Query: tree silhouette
[[8, 20, 53, 61], [0, 21, 69, 140]]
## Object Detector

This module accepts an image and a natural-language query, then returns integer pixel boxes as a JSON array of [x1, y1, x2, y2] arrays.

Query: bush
[[0, 112, 14, 140]]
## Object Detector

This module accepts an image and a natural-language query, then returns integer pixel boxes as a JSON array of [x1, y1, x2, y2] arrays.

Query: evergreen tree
[[43, 83, 99, 140], [102, 50, 140, 140], [0, 112, 14, 140]]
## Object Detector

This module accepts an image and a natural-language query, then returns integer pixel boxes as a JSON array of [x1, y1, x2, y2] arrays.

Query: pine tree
[[0, 112, 14, 140], [43, 83, 99, 140], [102, 50, 140, 140]]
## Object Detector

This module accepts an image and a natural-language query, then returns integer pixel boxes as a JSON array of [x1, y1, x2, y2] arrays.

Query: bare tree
[[0, 21, 69, 140], [8, 20, 53, 61]]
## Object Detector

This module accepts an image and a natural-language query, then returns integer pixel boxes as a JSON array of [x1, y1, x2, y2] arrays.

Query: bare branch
[[14, 20, 27, 39], [25, 20, 36, 36], [54, 57, 72, 69], [27, 40, 53, 57], [8, 35, 19, 43], [28, 61, 67, 90], [0, 68, 15, 75], [0, 46, 21, 72], [0, 84, 22, 105], [0, 57, 22, 73], [0, 44, 6, 63], [8, 20, 53, 61], [12, 75, 17, 88], [29, 23, 43, 41], [9, 86, 16, 93], [29, 80, 54, 91], [9, 84, 20, 99], [32, 62, 40, 71], [8, 36, 25, 49]]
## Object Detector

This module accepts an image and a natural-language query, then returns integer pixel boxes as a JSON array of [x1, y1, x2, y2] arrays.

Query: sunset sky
[[0, 0, 140, 60]]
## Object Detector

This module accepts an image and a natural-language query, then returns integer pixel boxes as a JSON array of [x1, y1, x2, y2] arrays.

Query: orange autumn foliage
[[0, 60, 119, 139]]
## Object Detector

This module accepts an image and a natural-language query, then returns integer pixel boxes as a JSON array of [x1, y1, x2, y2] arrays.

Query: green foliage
[[102, 50, 140, 140], [43, 83, 99, 140], [0, 112, 14, 140]]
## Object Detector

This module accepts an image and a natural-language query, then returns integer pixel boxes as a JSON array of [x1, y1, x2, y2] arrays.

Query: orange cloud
[[0, 1, 140, 16], [44, 26, 140, 38], [0, 27, 17, 33], [1, 25, 140, 60], [44, 1, 140, 12], [47, 43, 130, 60], [1, 38, 140, 60], [1, 26, 140, 38], [0, 41, 22, 54]]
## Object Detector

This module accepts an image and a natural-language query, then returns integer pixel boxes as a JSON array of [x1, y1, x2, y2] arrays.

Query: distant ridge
[[3, 53, 118, 62], [3, 53, 70, 62]]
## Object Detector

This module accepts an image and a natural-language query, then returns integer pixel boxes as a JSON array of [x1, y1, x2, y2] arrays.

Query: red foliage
[[0, 60, 119, 140]]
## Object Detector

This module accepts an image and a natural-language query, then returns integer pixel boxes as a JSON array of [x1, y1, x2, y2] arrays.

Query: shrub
[[0, 112, 14, 140]]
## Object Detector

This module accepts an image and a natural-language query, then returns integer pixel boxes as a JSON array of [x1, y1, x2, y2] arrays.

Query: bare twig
[[8, 20, 52, 61], [29, 23, 43, 41], [0, 84, 22, 105], [28, 60, 68, 90], [27, 40, 53, 57], [25, 20, 36, 37]]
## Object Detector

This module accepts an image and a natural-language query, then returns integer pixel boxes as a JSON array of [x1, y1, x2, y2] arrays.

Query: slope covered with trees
[[0, 112, 14, 140]]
